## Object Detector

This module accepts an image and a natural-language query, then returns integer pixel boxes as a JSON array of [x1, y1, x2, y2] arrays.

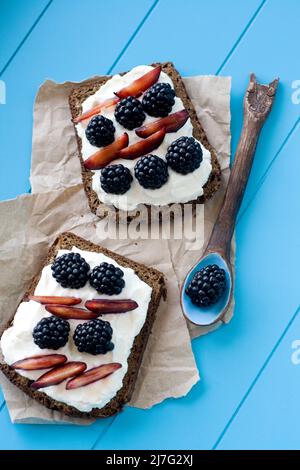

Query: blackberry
[[100, 164, 133, 195], [73, 318, 114, 355], [166, 136, 203, 174], [114, 97, 145, 130], [89, 262, 125, 295], [142, 82, 175, 117], [33, 316, 70, 350], [85, 115, 115, 147], [186, 264, 227, 307], [134, 155, 168, 189], [51, 252, 90, 289]]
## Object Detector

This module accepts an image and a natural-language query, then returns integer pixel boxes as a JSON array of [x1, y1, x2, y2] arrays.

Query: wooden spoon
[[181, 73, 279, 326]]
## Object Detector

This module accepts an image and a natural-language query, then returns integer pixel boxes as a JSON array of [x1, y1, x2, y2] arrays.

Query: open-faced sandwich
[[0, 233, 165, 418], [69, 62, 221, 216]]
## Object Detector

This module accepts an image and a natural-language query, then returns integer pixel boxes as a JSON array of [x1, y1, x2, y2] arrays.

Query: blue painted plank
[[0, 403, 113, 450], [217, 304, 300, 450], [95, 121, 300, 449], [219, 0, 300, 214], [0, 0, 154, 200], [110, 0, 263, 76], [0, 0, 51, 72]]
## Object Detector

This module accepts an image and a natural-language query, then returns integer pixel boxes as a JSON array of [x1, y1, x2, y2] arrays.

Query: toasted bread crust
[[0, 232, 165, 418], [69, 62, 221, 218]]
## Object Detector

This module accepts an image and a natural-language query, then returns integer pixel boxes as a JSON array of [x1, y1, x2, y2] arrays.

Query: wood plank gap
[[106, 0, 159, 74], [216, 0, 268, 76], [0, 0, 54, 77], [212, 303, 300, 449], [237, 116, 300, 225], [91, 415, 118, 450]]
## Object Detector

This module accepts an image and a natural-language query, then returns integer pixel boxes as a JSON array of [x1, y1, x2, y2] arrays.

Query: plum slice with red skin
[[29, 295, 81, 306], [85, 299, 138, 314], [66, 363, 122, 390], [114, 66, 161, 99], [73, 97, 120, 124], [12, 354, 67, 371], [31, 362, 87, 389], [135, 110, 189, 138], [45, 304, 100, 320], [84, 132, 129, 170], [118, 128, 165, 160]]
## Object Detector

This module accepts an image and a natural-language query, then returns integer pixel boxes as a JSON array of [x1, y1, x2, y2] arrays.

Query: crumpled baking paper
[[0, 74, 232, 424]]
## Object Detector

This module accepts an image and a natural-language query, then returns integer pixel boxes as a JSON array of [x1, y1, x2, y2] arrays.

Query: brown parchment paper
[[0, 74, 232, 424]]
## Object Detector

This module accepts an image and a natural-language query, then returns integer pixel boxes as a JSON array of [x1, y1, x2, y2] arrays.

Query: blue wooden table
[[0, 0, 299, 450]]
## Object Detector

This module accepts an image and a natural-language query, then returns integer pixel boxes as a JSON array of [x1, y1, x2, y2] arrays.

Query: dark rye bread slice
[[0, 232, 165, 419], [69, 62, 221, 217]]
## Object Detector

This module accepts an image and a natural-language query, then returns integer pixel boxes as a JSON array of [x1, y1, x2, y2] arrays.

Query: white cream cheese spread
[[1, 247, 152, 412], [76, 65, 212, 211]]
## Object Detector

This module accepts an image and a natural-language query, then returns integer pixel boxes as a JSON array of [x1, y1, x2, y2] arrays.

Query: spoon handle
[[205, 74, 279, 260]]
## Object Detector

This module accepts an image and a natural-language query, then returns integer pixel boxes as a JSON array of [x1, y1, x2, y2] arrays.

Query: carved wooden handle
[[206, 74, 279, 260]]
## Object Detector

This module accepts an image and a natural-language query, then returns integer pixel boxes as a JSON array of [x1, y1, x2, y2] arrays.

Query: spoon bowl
[[181, 252, 232, 326]]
